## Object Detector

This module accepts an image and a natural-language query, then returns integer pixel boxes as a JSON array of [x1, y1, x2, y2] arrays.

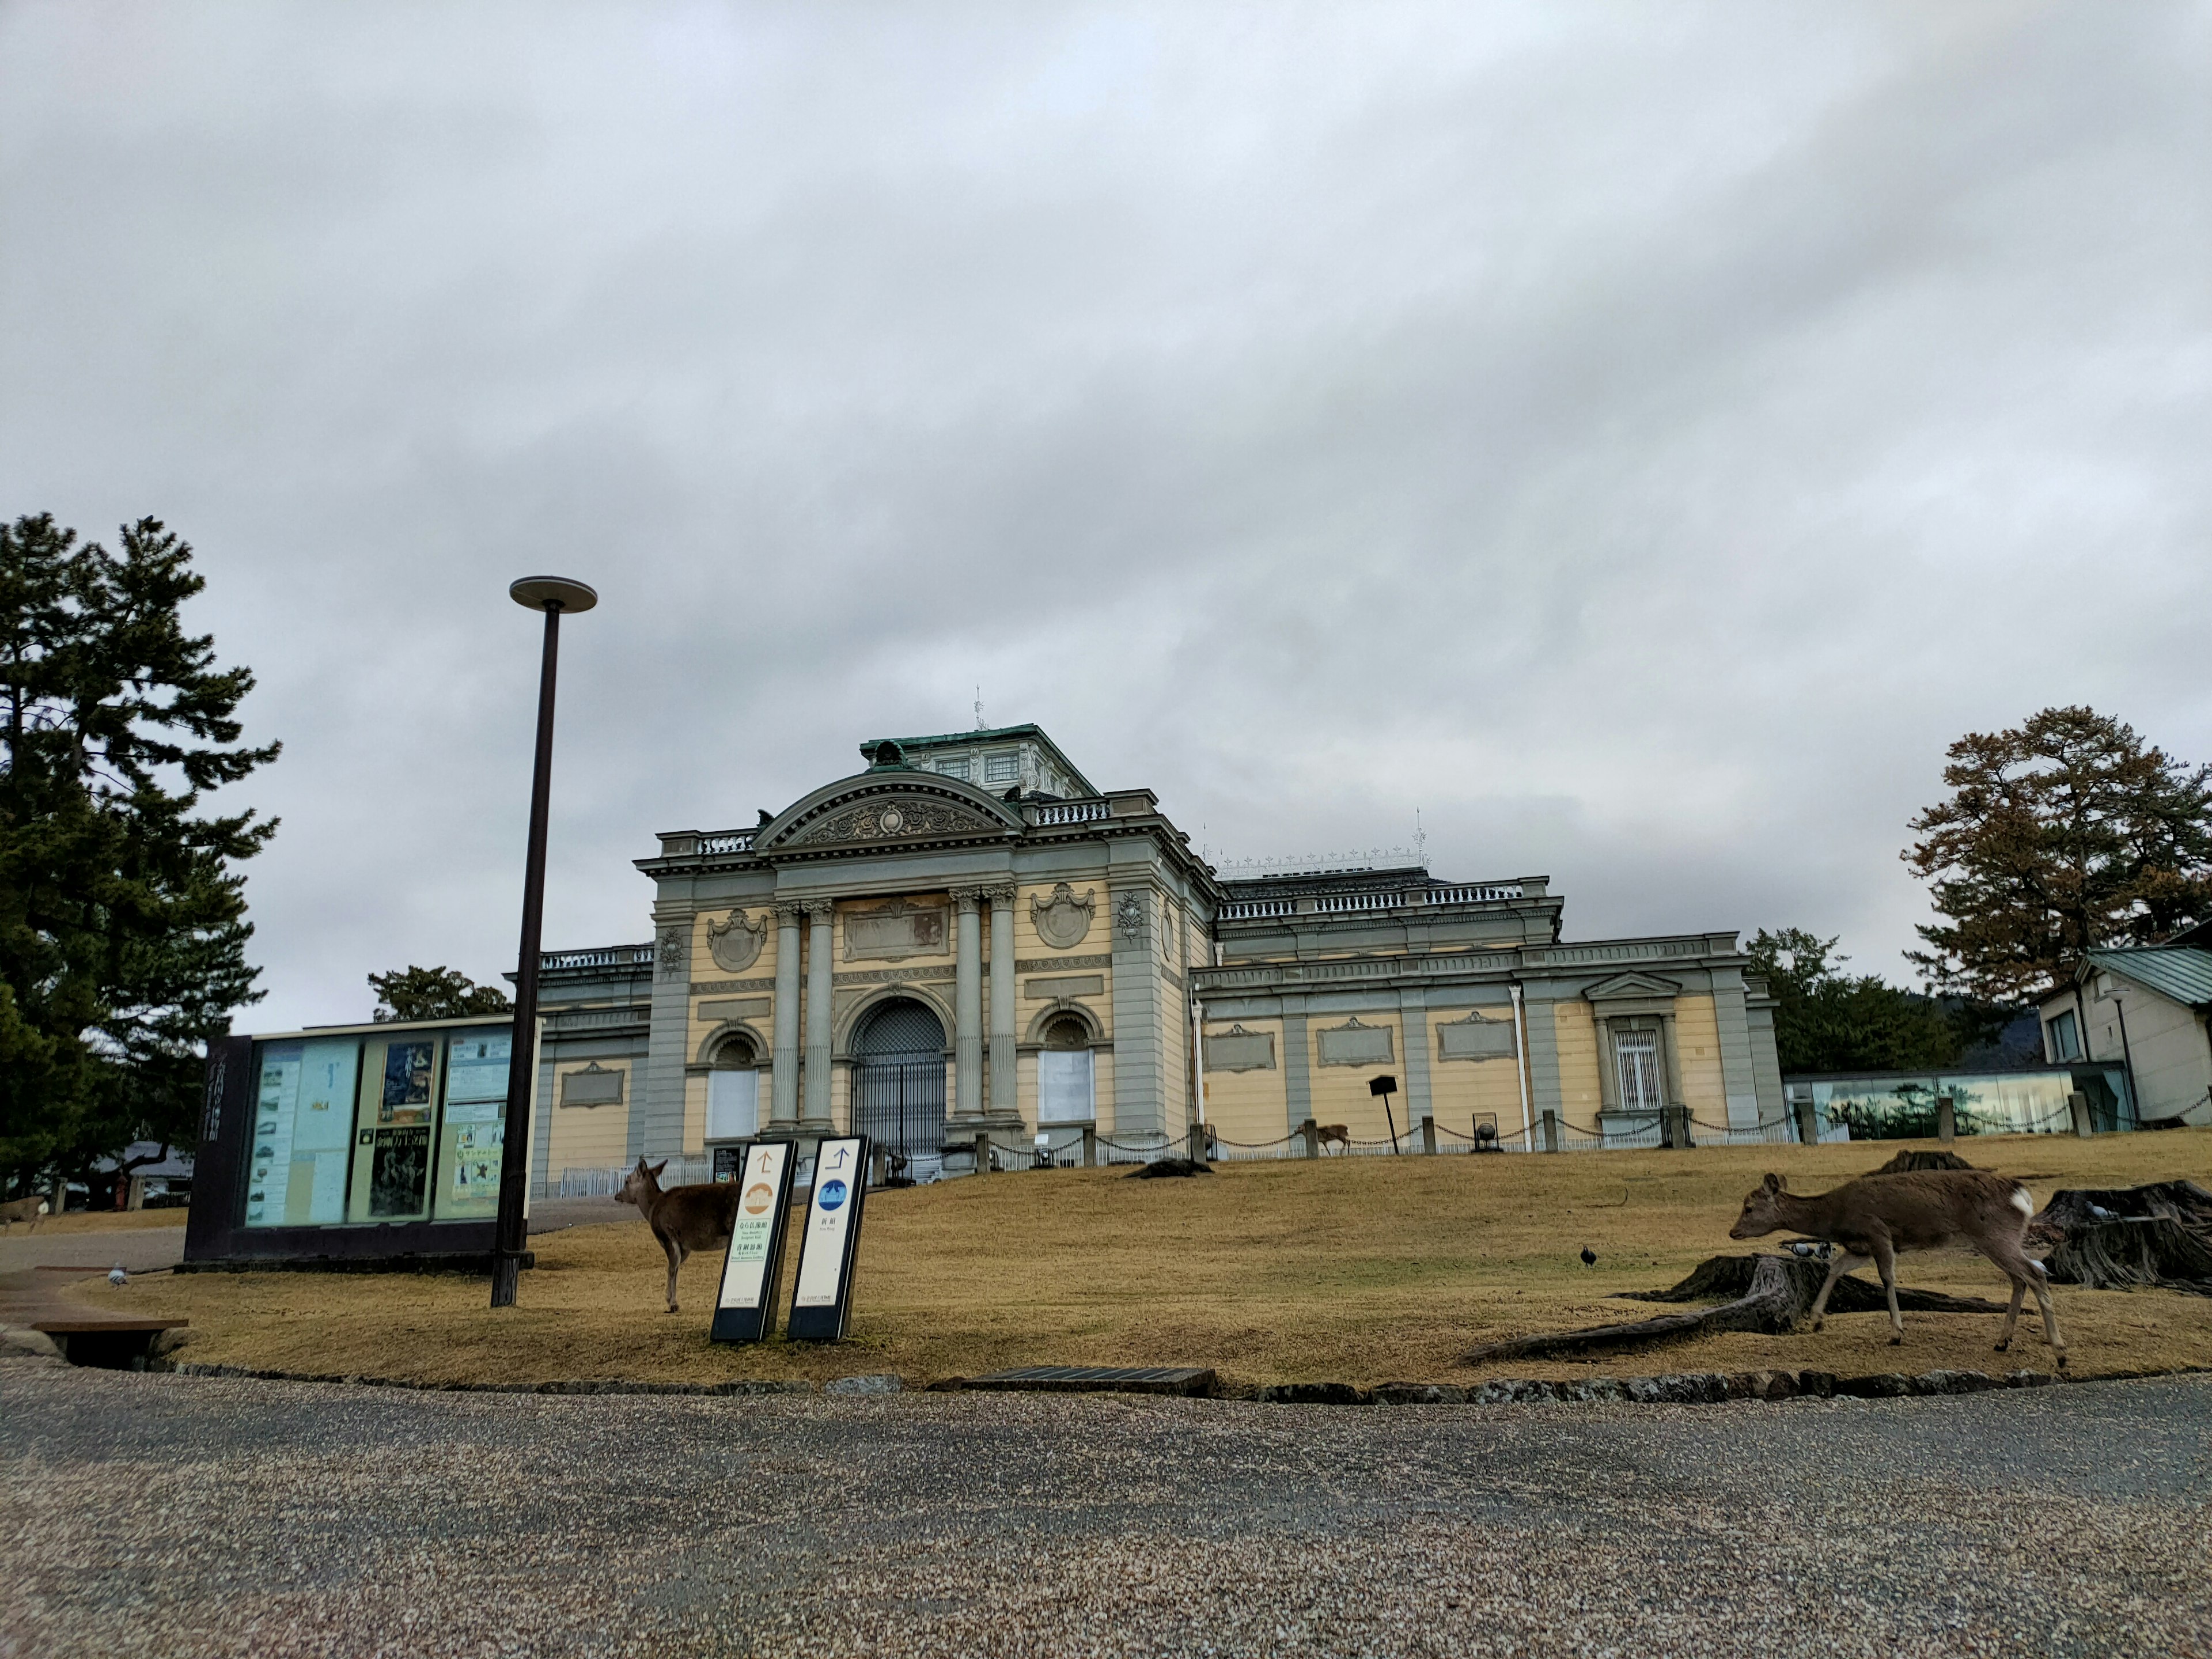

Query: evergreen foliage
[[1905, 706, 2212, 1002], [1746, 927, 1964, 1074], [369, 964, 511, 1022], [0, 514, 278, 1194]]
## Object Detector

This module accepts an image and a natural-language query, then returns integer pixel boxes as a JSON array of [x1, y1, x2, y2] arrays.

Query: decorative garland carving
[[789, 793, 1001, 847], [656, 923, 687, 979]]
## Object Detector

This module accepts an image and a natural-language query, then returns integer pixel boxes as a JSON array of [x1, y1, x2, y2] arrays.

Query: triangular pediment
[[755, 772, 1022, 856], [1585, 971, 1682, 1002]]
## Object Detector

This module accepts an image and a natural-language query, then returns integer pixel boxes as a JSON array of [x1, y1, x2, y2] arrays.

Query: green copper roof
[[2088, 946, 2212, 1010], [856, 724, 1097, 796]]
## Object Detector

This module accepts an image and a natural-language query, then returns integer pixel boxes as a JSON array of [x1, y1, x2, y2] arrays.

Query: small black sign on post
[[787, 1135, 870, 1342], [710, 1140, 799, 1344], [1369, 1074, 1401, 1154]]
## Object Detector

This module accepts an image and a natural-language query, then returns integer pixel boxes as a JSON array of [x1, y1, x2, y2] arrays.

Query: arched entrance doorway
[[849, 997, 947, 1162]]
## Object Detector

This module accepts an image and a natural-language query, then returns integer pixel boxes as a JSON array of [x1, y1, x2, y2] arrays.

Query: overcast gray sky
[[5, 2, 2208, 1032]]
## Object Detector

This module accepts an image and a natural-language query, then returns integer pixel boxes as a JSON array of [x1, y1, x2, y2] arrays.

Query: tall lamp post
[[491, 575, 597, 1309]]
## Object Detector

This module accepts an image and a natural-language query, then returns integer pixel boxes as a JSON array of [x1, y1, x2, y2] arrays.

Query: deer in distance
[[1730, 1168, 2066, 1368], [1315, 1124, 1351, 1154], [616, 1158, 744, 1313]]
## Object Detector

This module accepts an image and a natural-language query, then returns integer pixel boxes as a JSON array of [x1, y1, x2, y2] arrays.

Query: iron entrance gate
[[849, 1058, 946, 1161]]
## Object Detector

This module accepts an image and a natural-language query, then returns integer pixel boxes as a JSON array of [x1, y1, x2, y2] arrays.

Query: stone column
[[802, 901, 834, 1130], [953, 887, 984, 1119], [1593, 1013, 1618, 1114], [771, 901, 802, 1127], [987, 882, 1018, 1121]]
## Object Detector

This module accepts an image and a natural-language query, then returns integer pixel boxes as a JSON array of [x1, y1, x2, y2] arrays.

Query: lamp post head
[[509, 576, 598, 614]]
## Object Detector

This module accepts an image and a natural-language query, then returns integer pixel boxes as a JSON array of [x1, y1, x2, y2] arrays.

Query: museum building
[[522, 725, 1784, 1191]]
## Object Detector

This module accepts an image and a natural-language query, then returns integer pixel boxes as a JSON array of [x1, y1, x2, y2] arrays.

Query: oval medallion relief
[[1031, 882, 1096, 950]]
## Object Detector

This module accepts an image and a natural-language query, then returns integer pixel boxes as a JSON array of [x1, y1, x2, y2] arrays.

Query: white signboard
[[716, 1141, 792, 1314], [790, 1137, 865, 1325]]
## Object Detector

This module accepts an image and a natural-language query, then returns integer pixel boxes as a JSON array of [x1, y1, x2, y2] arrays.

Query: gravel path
[[2, 1360, 2206, 1658]]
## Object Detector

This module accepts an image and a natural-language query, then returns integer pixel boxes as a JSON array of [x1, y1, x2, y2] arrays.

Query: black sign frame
[[709, 1139, 800, 1344], [786, 1135, 870, 1342]]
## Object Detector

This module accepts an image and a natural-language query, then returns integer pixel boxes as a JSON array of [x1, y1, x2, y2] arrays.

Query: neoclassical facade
[[526, 724, 1782, 1189]]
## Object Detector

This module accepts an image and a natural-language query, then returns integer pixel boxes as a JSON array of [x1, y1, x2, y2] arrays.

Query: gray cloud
[[3, 1, 2207, 1028]]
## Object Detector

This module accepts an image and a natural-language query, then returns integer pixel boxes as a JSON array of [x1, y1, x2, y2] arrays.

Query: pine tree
[[0, 514, 278, 1195], [369, 965, 511, 1022], [1904, 706, 2212, 1002]]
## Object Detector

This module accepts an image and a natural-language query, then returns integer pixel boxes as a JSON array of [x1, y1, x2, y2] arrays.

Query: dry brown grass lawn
[[74, 1130, 2212, 1389], [11, 1209, 187, 1235]]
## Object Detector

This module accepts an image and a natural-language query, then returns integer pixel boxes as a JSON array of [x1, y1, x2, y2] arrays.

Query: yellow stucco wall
[[1552, 1002, 1604, 1131], [547, 1060, 634, 1173], [1304, 1014, 1409, 1144], [1199, 1019, 1290, 1147], [1423, 1018, 1529, 1143], [1672, 994, 1724, 1116]]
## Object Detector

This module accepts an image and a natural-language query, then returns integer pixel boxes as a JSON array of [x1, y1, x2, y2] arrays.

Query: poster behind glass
[[436, 1029, 510, 1219], [243, 1038, 361, 1227], [350, 1036, 441, 1221]]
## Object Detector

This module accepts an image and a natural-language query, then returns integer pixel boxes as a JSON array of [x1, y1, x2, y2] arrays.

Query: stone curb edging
[[1257, 1364, 2207, 1406], [127, 1358, 2207, 1404]]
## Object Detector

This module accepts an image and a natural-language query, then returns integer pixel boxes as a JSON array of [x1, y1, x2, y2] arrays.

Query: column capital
[[950, 885, 986, 913], [983, 880, 1019, 906], [800, 899, 834, 922], [772, 900, 805, 925]]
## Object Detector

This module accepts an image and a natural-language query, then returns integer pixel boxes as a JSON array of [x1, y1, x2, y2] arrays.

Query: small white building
[[2039, 926, 2212, 1127]]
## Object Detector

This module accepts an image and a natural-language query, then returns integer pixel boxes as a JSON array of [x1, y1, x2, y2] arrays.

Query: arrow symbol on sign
[[829, 1147, 850, 1168]]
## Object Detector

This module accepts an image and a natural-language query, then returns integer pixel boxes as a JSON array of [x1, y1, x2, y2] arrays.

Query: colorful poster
[[380, 1041, 437, 1123], [245, 1038, 359, 1226], [448, 1122, 503, 1199], [444, 1032, 510, 1104], [368, 1125, 431, 1216]]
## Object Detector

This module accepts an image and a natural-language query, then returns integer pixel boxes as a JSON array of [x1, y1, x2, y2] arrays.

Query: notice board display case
[[185, 1016, 536, 1271]]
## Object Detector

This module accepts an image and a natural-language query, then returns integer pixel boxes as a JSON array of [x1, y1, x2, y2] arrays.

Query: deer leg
[[1806, 1251, 1870, 1332], [1985, 1240, 2065, 1368], [663, 1237, 684, 1313], [1872, 1238, 1903, 1344]]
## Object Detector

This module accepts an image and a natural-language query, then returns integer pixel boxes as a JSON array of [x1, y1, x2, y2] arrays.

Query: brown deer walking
[[1730, 1169, 2065, 1367], [1315, 1124, 1351, 1154], [616, 1159, 744, 1313]]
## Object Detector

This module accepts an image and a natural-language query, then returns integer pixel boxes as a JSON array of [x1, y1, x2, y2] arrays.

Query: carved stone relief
[[1203, 1022, 1277, 1073], [1031, 882, 1096, 950], [842, 896, 950, 962], [1436, 1010, 1518, 1062], [1115, 891, 1147, 946], [656, 924, 687, 979], [704, 908, 767, 974], [1316, 1015, 1396, 1067], [790, 793, 1001, 847]]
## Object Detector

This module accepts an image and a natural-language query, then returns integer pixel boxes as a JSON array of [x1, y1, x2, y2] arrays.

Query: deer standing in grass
[[1730, 1169, 2066, 1368], [616, 1158, 744, 1313]]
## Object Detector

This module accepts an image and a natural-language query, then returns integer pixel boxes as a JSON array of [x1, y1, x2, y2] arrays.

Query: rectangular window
[[935, 757, 971, 781], [707, 1069, 759, 1140], [1613, 1028, 1663, 1112], [1039, 1051, 1095, 1123], [983, 751, 1020, 785], [2047, 1010, 2082, 1062]]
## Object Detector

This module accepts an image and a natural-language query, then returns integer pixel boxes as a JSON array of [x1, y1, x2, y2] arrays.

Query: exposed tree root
[[1462, 1254, 2006, 1367], [2036, 1181, 2212, 1296]]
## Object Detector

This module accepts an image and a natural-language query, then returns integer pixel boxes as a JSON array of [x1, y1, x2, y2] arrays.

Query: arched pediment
[[755, 771, 1023, 857]]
